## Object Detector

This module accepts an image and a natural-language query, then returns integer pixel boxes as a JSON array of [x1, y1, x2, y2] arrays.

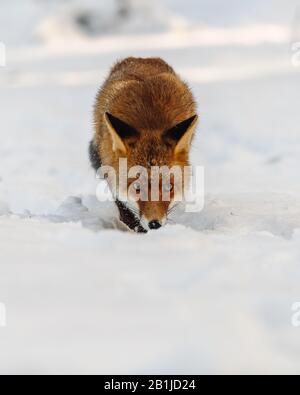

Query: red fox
[[90, 57, 198, 232]]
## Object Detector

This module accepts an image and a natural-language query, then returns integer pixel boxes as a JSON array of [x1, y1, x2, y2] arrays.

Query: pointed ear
[[163, 115, 198, 155], [104, 112, 139, 153]]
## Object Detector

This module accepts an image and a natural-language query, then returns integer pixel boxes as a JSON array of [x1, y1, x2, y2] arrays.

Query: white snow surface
[[0, 0, 300, 374]]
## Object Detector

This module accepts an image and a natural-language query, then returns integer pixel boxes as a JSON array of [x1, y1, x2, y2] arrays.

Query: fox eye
[[163, 183, 173, 193]]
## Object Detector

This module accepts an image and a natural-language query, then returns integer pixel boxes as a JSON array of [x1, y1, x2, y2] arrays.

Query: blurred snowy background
[[0, 0, 300, 374]]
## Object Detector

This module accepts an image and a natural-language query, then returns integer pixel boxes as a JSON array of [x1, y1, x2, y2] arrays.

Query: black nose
[[149, 220, 162, 230]]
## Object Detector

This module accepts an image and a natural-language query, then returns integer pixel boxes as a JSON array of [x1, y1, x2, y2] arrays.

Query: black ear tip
[[105, 112, 139, 139], [186, 114, 198, 125], [105, 112, 113, 121], [164, 114, 198, 143], [105, 112, 121, 125]]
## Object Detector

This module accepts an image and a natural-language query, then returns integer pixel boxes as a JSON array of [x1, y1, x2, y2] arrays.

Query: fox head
[[102, 74, 198, 230]]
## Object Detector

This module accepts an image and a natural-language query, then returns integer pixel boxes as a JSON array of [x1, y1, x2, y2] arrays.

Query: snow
[[0, 0, 300, 374]]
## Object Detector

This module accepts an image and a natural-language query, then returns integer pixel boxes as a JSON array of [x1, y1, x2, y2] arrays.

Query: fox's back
[[93, 57, 196, 170], [95, 57, 195, 139], [91, 57, 198, 232], [108, 57, 175, 83]]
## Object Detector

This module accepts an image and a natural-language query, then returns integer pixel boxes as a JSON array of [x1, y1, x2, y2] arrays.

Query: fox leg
[[89, 141, 147, 233], [116, 200, 147, 233]]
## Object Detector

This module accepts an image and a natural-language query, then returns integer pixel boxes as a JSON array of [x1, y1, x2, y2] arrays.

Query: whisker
[[167, 203, 180, 215], [167, 218, 176, 224]]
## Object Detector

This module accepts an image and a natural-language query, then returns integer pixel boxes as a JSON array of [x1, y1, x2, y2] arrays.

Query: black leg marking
[[116, 200, 147, 233], [89, 140, 102, 171], [89, 141, 146, 233]]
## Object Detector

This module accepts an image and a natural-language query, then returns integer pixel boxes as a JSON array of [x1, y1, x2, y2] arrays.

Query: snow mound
[[36, 0, 187, 44]]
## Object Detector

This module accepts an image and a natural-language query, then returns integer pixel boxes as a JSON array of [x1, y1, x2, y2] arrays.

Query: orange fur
[[92, 57, 198, 230]]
